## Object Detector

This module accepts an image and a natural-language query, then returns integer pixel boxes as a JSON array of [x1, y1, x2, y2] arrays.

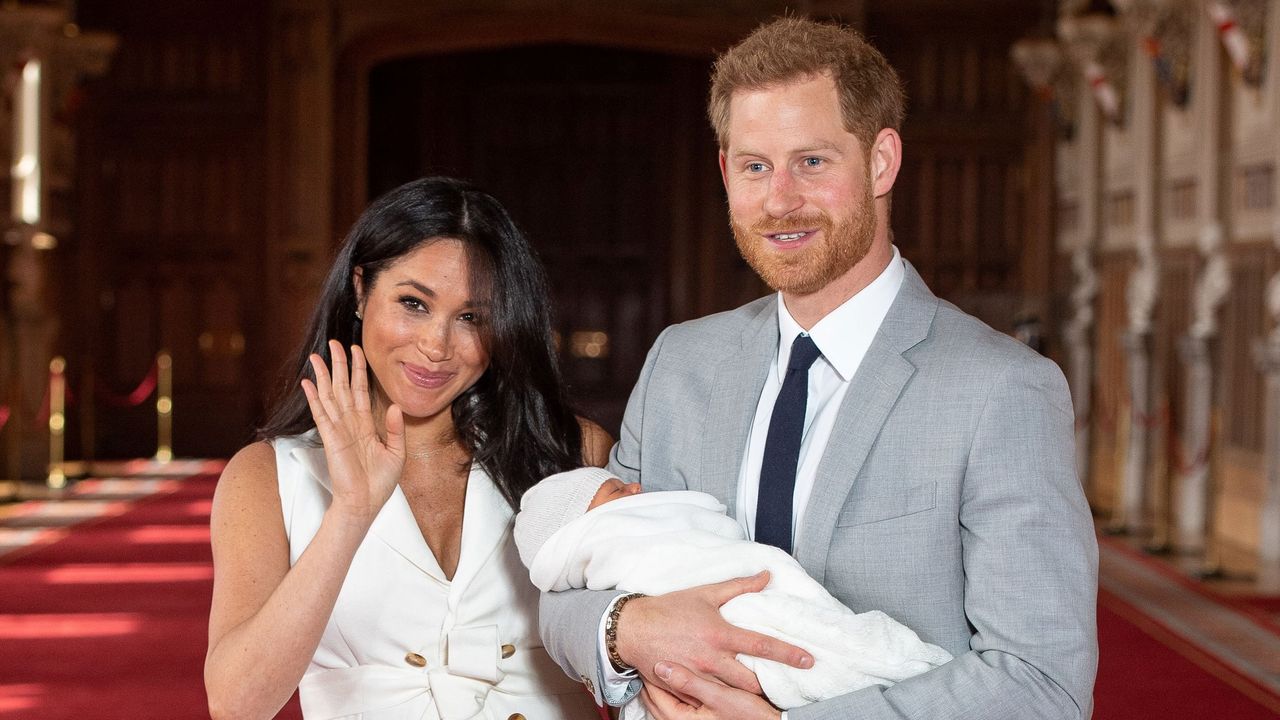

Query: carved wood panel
[[1222, 245, 1269, 454], [75, 0, 268, 458], [1091, 252, 1135, 516], [872, 8, 1039, 333]]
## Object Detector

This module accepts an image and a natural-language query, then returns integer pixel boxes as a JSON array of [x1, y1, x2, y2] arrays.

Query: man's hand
[[641, 661, 781, 720], [616, 571, 812, 694]]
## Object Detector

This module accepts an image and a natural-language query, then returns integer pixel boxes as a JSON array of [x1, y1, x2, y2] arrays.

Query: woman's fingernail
[[655, 662, 672, 680]]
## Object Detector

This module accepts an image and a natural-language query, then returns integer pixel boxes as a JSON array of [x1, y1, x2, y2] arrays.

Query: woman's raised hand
[[301, 340, 405, 526]]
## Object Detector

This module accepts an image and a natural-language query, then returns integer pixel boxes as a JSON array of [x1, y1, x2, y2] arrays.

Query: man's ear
[[718, 149, 730, 192], [869, 128, 902, 198]]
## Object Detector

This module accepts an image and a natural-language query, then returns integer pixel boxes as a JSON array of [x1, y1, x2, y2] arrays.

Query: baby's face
[[588, 477, 642, 510]]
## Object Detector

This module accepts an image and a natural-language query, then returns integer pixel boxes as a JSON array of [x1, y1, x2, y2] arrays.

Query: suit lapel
[[795, 262, 938, 584], [699, 301, 777, 518]]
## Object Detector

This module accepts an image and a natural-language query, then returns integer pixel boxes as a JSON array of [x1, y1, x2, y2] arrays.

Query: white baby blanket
[[523, 490, 952, 715]]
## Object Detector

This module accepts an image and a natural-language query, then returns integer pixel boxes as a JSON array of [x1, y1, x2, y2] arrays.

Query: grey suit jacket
[[540, 262, 1098, 719]]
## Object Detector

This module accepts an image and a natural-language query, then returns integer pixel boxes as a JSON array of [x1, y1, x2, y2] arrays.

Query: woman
[[205, 177, 610, 719]]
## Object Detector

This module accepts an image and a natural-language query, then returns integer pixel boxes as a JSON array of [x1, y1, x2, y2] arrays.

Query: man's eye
[[803, 157, 823, 168], [746, 162, 767, 173]]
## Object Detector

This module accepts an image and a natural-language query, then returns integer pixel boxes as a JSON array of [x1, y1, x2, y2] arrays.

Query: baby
[[514, 467, 952, 716]]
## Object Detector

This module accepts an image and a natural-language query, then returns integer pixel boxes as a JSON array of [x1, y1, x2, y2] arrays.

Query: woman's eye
[[459, 312, 482, 325], [398, 296, 426, 312]]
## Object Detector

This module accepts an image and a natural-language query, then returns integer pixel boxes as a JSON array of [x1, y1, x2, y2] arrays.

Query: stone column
[[1064, 245, 1100, 489], [1112, 0, 1170, 534], [1257, 224, 1280, 584], [1176, 222, 1231, 552], [1256, 0, 1280, 587], [1173, 0, 1232, 555], [1117, 233, 1160, 533], [1059, 9, 1111, 493]]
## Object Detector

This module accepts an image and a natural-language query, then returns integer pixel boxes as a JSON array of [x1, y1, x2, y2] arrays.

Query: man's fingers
[[706, 571, 770, 605], [656, 662, 719, 707], [708, 655, 763, 695], [728, 627, 813, 670], [642, 681, 695, 719]]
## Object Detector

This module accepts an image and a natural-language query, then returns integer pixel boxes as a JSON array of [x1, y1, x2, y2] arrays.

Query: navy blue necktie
[[756, 334, 822, 554]]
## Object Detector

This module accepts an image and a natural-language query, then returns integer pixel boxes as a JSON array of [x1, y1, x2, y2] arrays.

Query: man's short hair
[[708, 16, 906, 151]]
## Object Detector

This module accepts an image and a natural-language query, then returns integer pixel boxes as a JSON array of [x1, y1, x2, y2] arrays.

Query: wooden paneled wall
[[75, 0, 269, 457], [1090, 252, 1135, 512], [1217, 245, 1272, 551], [56, 0, 1049, 458], [871, 6, 1044, 335], [366, 47, 747, 427]]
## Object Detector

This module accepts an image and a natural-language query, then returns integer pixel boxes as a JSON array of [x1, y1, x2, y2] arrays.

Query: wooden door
[[368, 46, 731, 430], [76, 0, 269, 458]]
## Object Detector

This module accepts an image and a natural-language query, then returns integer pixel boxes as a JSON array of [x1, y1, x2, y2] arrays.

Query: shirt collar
[[775, 245, 905, 382]]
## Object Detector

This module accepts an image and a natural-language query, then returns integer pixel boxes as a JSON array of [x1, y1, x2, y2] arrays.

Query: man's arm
[[538, 328, 670, 704], [786, 353, 1098, 720], [539, 325, 812, 707]]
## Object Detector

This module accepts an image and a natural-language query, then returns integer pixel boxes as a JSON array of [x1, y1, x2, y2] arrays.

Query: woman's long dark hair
[[259, 176, 583, 508]]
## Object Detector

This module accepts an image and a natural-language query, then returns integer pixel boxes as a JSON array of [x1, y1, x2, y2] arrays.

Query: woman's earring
[[355, 310, 362, 320]]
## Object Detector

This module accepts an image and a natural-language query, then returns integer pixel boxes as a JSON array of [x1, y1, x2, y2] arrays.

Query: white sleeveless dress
[[273, 432, 597, 719]]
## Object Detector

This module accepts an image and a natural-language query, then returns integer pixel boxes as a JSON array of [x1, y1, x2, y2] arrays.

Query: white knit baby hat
[[514, 466, 619, 570]]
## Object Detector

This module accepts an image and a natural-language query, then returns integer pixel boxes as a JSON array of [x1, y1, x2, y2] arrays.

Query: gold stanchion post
[[154, 351, 173, 463], [47, 356, 67, 489]]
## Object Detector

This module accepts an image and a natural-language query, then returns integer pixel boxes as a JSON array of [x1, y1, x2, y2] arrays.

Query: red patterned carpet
[[1, 470, 1278, 719], [0, 469, 302, 720]]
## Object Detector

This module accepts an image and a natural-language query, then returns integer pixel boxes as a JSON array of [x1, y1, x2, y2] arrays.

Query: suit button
[[404, 652, 427, 668], [507, 715, 526, 720], [501, 643, 516, 659]]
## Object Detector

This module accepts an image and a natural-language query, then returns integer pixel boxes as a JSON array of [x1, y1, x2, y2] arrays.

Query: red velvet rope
[[95, 361, 159, 408], [17, 359, 161, 431]]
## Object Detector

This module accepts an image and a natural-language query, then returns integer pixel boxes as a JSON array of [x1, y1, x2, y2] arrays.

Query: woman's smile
[[401, 362, 456, 390]]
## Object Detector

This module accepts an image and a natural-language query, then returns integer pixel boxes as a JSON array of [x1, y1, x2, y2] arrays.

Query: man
[[541, 17, 1098, 720]]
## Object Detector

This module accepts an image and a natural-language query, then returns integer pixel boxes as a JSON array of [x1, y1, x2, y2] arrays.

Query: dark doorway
[[368, 45, 722, 431]]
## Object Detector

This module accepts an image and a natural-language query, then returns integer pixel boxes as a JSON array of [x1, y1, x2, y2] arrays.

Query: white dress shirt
[[599, 247, 906, 712], [736, 246, 904, 544]]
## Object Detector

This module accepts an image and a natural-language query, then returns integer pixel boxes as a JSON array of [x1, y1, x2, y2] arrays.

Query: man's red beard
[[731, 183, 876, 296]]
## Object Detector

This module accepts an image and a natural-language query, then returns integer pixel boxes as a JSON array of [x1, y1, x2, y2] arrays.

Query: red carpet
[[4, 472, 1280, 718], [1096, 588, 1280, 718], [0, 473, 301, 720]]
